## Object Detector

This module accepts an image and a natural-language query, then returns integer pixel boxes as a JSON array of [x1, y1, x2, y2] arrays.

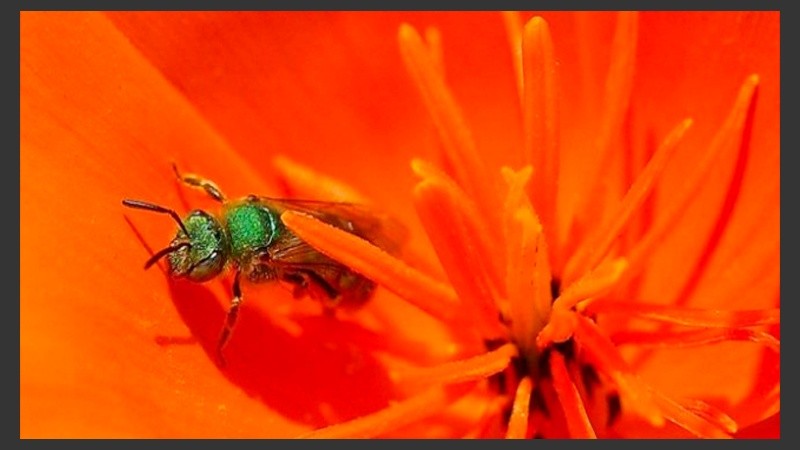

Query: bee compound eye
[[187, 250, 225, 282]]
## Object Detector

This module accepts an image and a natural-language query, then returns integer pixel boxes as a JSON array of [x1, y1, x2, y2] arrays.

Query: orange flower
[[20, 11, 778, 438]]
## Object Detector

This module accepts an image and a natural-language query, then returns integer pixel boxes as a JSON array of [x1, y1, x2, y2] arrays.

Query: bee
[[123, 164, 405, 365]]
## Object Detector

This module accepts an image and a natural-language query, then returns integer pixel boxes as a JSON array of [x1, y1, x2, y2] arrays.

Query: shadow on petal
[[163, 278, 395, 428]]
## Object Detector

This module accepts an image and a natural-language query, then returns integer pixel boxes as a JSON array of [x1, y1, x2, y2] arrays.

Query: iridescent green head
[[167, 210, 230, 282], [122, 199, 230, 282]]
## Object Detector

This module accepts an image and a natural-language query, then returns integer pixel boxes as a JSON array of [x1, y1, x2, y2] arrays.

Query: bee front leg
[[216, 270, 242, 367], [172, 163, 227, 202]]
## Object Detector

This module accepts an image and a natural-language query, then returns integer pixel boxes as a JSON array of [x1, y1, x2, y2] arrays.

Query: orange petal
[[20, 12, 298, 437]]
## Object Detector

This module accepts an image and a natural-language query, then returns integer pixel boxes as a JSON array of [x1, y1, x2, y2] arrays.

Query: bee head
[[122, 200, 230, 282], [166, 210, 229, 281]]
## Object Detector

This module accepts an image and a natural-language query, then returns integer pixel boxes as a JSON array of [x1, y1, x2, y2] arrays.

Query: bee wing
[[257, 197, 409, 255], [266, 229, 373, 303], [268, 231, 339, 266]]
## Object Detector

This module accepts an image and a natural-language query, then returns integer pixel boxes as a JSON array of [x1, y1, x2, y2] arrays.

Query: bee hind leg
[[281, 270, 342, 317], [216, 271, 242, 367]]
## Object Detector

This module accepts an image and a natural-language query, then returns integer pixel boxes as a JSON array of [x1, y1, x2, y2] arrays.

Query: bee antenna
[[144, 242, 192, 270], [122, 199, 191, 237]]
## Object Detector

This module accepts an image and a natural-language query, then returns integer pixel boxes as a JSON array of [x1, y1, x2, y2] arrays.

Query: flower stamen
[[623, 75, 760, 284], [423, 27, 445, 79], [412, 158, 505, 294], [506, 206, 552, 354], [678, 398, 739, 434], [572, 315, 664, 427], [501, 166, 553, 353], [505, 376, 534, 439], [569, 12, 638, 234], [300, 384, 473, 438], [414, 179, 506, 340], [562, 118, 693, 285], [398, 23, 504, 242], [648, 389, 733, 438], [521, 16, 559, 247], [610, 328, 780, 353], [536, 308, 578, 349], [583, 302, 780, 328], [280, 210, 459, 322], [295, 16, 777, 440], [392, 343, 517, 390], [670, 76, 758, 306], [555, 258, 628, 312], [549, 351, 597, 438]]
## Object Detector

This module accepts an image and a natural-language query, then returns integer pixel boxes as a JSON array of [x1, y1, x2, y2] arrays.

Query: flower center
[[276, 12, 779, 439]]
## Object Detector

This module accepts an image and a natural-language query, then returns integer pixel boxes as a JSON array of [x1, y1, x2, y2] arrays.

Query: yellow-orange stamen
[[671, 77, 759, 307], [505, 376, 533, 439], [301, 384, 473, 438], [521, 16, 559, 247], [501, 166, 535, 211], [572, 315, 664, 427], [414, 180, 506, 339], [678, 398, 738, 434], [501, 166, 553, 351], [424, 27, 445, 79], [583, 302, 780, 328], [412, 159, 505, 294], [272, 155, 436, 278], [398, 23, 503, 237], [536, 308, 577, 349], [506, 207, 553, 353], [563, 118, 693, 284], [392, 343, 517, 389], [569, 12, 638, 231], [620, 111, 654, 257], [280, 211, 459, 322], [555, 258, 628, 312], [549, 351, 597, 438], [649, 389, 733, 438], [611, 328, 780, 353], [575, 315, 741, 438]]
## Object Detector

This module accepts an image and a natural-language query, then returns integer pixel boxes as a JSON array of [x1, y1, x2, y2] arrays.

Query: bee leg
[[216, 271, 242, 367], [280, 272, 308, 300], [310, 276, 342, 317], [172, 163, 227, 202]]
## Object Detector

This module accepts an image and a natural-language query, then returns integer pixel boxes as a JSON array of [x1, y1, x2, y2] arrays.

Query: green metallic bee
[[123, 165, 404, 365]]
